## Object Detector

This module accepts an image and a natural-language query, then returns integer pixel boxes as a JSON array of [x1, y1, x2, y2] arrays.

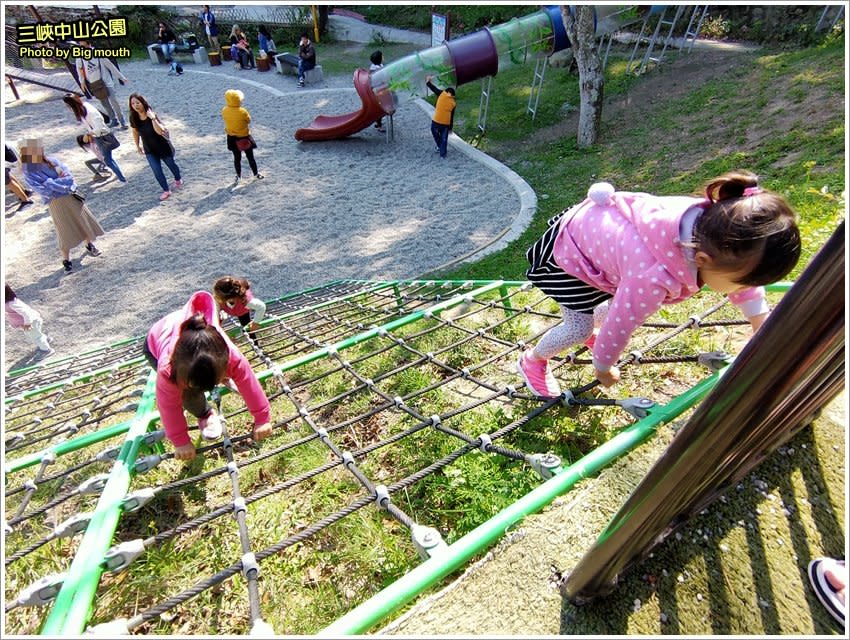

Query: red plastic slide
[[294, 68, 387, 142]]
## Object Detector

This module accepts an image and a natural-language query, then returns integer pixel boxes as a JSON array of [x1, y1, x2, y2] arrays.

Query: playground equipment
[[295, 6, 584, 141], [4, 273, 811, 635], [295, 6, 708, 141]]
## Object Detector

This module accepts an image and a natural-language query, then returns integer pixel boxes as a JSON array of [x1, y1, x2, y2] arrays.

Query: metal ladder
[[526, 56, 548, 121], [816, 5, 845, 32], [680, 5, 710, 54], [598, 6, 643, 70], [477, 76, 493, 134], [627, 5, 685, 75]]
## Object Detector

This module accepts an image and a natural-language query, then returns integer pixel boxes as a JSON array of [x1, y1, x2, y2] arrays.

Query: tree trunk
[[561, 5, 604, 147]]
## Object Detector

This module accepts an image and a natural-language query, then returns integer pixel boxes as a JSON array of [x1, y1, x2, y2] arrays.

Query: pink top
[[220, 289, 254, 317], [146, 291, 271, 447], [5, 297, 40, 328], [552, 188, 765, 370]]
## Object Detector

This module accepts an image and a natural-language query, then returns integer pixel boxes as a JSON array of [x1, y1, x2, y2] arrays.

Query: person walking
[[63, 94, 126, 183], [5, 284, 54, 358], [425, 75, 456, 158], [128, 93, 183, 201], [222, 89, 263, 191], [74, 41, 129, 129], [19, 138, 104, 273]]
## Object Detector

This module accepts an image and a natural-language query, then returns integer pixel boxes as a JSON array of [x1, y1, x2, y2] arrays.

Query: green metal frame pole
[[319, 368, 725, 636], [40, 373, 159, 635], [5, 419, 134, 474]]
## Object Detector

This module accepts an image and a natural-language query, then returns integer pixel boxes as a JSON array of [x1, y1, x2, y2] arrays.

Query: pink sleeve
[[727, 286, 768, 318], [592, 274, 668, 371], [156, 371, 191, 447], [227, 349, 271, 426]]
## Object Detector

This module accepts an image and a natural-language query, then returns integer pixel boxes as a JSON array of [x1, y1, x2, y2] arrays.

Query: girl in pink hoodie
[[518, 171, 801, 397], [144, 291, 272, 460]]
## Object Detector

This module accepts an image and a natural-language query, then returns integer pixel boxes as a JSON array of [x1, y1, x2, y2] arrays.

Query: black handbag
[[97, 132, 120, 151]]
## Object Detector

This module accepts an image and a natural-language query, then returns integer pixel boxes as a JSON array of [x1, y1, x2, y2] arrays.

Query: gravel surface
[[3, 58, 521, 370]]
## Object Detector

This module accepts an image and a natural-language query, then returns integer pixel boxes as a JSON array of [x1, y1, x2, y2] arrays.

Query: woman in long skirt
[[20, 138, 104, 273]]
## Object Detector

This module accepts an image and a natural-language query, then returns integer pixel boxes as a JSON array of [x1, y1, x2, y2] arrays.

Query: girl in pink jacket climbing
[[144, 291, 272, 460], [518, 171, 801, 397]]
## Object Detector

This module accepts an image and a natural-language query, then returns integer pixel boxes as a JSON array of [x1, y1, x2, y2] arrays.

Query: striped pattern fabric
[[526, 211, 612, 313]]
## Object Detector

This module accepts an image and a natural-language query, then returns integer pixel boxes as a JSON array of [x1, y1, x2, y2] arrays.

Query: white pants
[[21, 316, 51, 351]]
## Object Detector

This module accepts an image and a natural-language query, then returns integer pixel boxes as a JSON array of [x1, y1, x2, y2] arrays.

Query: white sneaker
[[199, 411, 223, 440]]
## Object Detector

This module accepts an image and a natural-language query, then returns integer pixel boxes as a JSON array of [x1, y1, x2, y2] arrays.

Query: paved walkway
[[3, 41, 531, 369]]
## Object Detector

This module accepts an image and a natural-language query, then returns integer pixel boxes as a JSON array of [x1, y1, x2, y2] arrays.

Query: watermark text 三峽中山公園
[[18, 45, 131, 60]]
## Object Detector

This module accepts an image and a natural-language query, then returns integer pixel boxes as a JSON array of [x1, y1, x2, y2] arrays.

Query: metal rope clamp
[[374, 484, 390, 509], [134, 454, 163, 474], [54, 512, 93, 539], [121, 488, 156, 513], [78, 473, 110, 495], [232, 496, 247, 519], [528, 453, 562, 480], [477, 433, 492, 453], [561, 390, 577, 407], [15, 572, 66, 607], [617, 397, 656, 419], [85, 617, 131, 636], [241, 552, 260, 580], [411, 524, 448, 560], [103, 538, 146, 573], [698, 351, 731, 372]]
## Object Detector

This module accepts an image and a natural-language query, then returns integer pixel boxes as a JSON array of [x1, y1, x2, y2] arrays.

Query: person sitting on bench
[[296, 32, 316, 87], [157, 23, 178, 62], [230, 25, 255, 70]]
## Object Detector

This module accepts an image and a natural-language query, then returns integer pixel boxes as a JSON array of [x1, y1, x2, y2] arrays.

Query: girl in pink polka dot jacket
[[518, 171, 801, 396]]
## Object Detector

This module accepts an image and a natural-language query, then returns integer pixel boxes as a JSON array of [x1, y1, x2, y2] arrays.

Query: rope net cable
[[2, 278, 764, 634]]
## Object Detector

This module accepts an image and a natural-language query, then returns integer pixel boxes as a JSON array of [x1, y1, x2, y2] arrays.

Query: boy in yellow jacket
[[425, 75, 456, 158], [221, 89, 264, 190]]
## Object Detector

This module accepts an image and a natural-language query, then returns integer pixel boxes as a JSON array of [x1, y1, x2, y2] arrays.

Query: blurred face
[[130, 96, 145, 113], [19, 139, 44, 163]]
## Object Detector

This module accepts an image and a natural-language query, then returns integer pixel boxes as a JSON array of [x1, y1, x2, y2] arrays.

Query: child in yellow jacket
[[221, 89, 264, 190], [425, 75, 456, 158]]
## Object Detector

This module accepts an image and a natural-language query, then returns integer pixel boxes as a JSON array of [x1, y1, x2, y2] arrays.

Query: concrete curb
[[413, 99, 537, 275]]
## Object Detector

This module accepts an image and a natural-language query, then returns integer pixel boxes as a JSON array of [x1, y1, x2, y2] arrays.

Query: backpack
[[170, 60, 184, 75]]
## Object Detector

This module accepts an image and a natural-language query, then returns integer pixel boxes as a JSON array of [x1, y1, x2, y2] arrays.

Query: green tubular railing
[[39, 372, 159, 635], [5, 419, 134, 474], [320, 368, 726, 636]]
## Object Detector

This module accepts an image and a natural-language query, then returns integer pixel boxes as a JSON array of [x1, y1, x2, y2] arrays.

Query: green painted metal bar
[[499, 284, 515, 317], [40, 372, 159, 635], [392, 283, 404, 312], [6, 336, 142, 379], [4, 419, 134, 474], [319, 368, 726, 636]]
